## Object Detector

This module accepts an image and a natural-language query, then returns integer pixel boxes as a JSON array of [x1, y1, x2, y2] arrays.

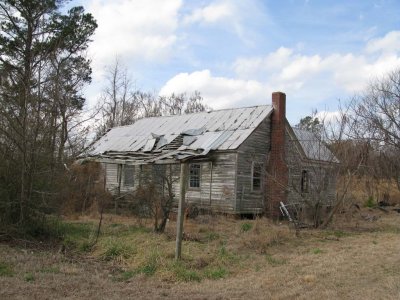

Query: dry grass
[[341, 176, 400, 207], [1, 208, 400, 299]]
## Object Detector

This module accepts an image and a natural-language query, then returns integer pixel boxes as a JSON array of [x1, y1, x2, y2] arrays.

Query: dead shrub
[[58, 162, 112, 216], [125, 186, 156, 219], [127, 184, 169, 232], [237, 219, 291, 254]]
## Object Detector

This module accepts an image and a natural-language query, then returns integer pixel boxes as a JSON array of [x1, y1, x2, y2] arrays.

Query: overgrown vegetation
[[1, 208, 400, 299], [27, 215, 294, 282], [365, 196, 375, 208], [0, 261, 14, 277], [0, 0, 97, 235]]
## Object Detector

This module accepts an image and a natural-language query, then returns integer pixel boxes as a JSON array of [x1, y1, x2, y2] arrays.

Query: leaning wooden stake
[[175, 162, 188, 260]]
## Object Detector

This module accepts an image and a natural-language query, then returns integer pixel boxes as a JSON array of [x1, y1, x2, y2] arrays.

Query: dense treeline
[[0, 0, 97, 231]]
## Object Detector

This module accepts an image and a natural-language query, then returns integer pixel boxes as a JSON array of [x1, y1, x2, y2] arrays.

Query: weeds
[[204, 231, 220, 241], [138, 251, 159, 276], [0, 261, 14, 277], [240, 222, 253, 232], [265, 254, 286, 266], [58, 221, 94, 252], [204, 267, 227, 279], [114, 270, 137, 282], [79, 241, 93, 252], [173, 262, 201, 282], [217, 243, 241, 267], [24, 272, 35, 282], [364, 196, 375, 208], [332, 230, 351, 238], [39, 266, 60, 274], [114, 252, 159, 281], [312, 248, 323, 254], [102, 239, 135, 261]]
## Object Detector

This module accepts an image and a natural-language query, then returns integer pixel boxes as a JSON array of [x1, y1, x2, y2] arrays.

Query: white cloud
[[233, 47, 294, 77], [366, 31, 400, 54], [159, 70, 269, 109], [183, 1, 234, 24], [181, 0, 266, 46], [233, 31, 400, 93], [315, 110, 342, 123], [158, 31, 400, 121], [87, 0, 182, 76], [280, 54, 322, 81]]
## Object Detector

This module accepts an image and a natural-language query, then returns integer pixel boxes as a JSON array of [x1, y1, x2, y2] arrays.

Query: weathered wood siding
[[236, 117, 270, 213], [104, 163, 119, 193], [104, 163, 138, 194], [172, 152, 237, 212], [102, 152, 238, 212], [285, 128, 336, 208]]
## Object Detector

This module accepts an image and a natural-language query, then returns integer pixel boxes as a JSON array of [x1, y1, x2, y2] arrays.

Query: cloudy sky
[[70, 0, 400, 123]]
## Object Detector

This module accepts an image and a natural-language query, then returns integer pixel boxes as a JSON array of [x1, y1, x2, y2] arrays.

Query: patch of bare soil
[[1, 209, 400, 299]]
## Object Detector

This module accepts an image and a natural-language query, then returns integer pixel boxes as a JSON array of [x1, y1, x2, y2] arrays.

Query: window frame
[[301, 170, 309, 193], [123, 165, 135, 187], [251, 161, 262, 191], [188, 163, 201, 189]]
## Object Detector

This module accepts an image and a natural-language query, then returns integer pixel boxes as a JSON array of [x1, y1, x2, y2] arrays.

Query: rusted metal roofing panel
[[85, 105, 273, 158]]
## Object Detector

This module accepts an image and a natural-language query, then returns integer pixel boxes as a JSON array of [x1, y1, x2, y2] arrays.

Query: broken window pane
[[252, 162, 262, 191], [124, 165, 134, 186]]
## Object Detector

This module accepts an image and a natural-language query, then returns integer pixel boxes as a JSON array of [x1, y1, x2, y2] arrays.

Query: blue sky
[[70, 0, 400, 123]]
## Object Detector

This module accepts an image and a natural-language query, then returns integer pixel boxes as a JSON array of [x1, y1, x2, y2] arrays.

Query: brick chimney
[[266, 92, 289, 218]]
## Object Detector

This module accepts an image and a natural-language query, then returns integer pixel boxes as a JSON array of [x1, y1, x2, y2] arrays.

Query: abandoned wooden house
[[81, 92, 337, 217]]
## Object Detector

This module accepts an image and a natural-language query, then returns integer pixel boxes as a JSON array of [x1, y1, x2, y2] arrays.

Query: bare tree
[[347, 68, 400, 193], [95, 58, 139, 137], [289, 109, 365, 228], [128, 164, 180, 233], [94, 60, 210, 137]]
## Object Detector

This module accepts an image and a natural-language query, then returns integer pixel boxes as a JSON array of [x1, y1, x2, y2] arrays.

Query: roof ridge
[[114, 104, 272, 129]]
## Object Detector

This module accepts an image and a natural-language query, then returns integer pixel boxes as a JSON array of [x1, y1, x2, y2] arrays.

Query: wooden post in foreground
[[175, 162, 188, 260]]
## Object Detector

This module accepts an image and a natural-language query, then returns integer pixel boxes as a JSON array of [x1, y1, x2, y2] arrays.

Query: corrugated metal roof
[[85, 105, 273, 157], [292, 128, 339, 163]]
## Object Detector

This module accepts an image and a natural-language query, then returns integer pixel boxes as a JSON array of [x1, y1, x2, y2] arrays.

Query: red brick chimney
[[266, 92, 289, 218]]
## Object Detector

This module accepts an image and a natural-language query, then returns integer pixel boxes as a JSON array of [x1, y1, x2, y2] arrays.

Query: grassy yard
[[0, 208, 400, 299]]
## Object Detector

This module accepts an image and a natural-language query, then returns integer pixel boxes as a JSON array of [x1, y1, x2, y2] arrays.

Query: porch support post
[[175, 162, 188, 260]]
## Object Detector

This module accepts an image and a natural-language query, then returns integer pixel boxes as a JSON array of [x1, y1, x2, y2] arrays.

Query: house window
[[189, 164, 201, 188], [117, 164, 122, 184], [301, 170, 309, 193], [124, 165, 135, 186], [252, 162, 262, 191]]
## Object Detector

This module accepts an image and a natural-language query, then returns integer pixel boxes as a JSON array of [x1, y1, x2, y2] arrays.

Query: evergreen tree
[[0, 0, 97, 227]]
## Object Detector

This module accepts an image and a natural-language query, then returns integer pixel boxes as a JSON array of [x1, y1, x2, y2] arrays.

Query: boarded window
[[189, 164, 201, 188], [252, 162, 262, 191], [124, 165, 135, 186], [301, 170, 309, 193], [117, 164, 122, 184]]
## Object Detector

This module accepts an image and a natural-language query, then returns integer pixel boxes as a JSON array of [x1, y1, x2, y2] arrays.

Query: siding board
[[236, 117, 270, 213]]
